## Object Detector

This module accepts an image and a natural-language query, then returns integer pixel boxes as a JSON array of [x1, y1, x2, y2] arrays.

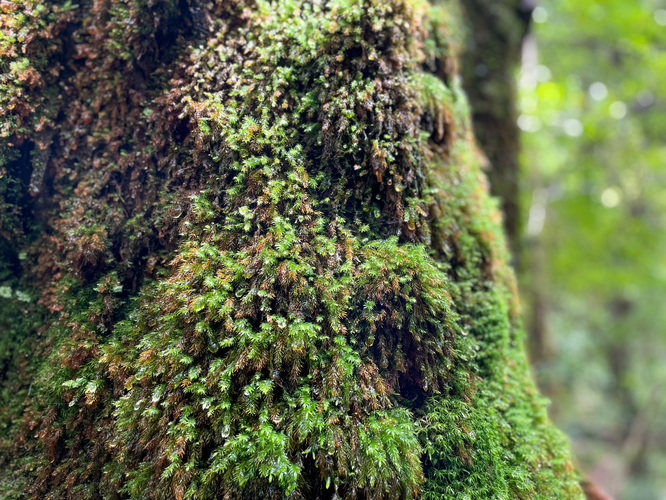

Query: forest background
[[516, 1, 666, 498]]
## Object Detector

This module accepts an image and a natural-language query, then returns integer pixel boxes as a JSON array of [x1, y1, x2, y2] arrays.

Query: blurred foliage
[[519, 1, 666, 498]]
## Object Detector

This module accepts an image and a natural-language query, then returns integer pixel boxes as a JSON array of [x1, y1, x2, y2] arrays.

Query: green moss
[[0, 0, 583, 498]]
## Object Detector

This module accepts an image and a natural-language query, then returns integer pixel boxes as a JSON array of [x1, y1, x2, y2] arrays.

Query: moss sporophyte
[[0, 0, 584, 498]]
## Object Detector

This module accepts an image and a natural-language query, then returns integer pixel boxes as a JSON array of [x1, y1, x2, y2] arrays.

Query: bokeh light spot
[[563, 118, 584, 137], [655, 9, 666, 25], [609, 101, 627, 119], [600, 187, 621, 208], [589, 82, 608, 101], [533, 7, 549, 24]]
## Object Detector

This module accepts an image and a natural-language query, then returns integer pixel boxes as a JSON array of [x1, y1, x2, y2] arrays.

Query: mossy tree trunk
[[0, 1, 583, 499]]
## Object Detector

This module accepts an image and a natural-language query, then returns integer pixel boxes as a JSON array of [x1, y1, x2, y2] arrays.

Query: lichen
[[0, 0, 584, 499]]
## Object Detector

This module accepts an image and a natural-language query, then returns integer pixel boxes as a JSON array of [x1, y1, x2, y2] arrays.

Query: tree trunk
[[458, 0, 533, 262], [0, 1, 583, 498]]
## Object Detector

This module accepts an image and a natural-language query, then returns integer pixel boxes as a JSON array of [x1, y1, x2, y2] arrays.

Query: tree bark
[[458, 0, 533, 262]]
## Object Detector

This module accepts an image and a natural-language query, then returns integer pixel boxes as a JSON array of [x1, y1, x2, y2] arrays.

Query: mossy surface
[[0, 0, 583, 498]]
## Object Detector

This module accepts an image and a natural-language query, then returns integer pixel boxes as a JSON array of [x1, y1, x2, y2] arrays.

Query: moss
[[0, 0, 583, 499]]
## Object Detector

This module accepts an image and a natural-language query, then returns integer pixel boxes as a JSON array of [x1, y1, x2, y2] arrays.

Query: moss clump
[[1, 0, 583, 499]]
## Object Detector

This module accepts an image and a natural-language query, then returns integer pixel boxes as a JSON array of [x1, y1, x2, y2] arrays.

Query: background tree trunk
[[458, 0, 534, 262]]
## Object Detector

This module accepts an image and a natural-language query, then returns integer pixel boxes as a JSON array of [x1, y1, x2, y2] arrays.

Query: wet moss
[[0, 0, 583, 498]]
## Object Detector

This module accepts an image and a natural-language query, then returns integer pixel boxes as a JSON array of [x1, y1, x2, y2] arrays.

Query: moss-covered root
[[0, 0, 583, 499]]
